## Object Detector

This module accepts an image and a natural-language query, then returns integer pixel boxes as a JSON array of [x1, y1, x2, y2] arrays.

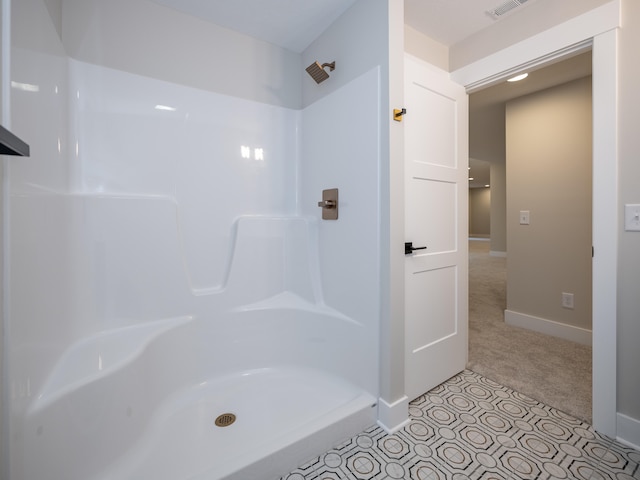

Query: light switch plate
[[519, 210, 530, 225], [624, 204, 640, 231]]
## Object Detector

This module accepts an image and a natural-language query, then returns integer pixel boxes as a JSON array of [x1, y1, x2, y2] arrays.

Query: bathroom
[[2, 0, 406, 478]]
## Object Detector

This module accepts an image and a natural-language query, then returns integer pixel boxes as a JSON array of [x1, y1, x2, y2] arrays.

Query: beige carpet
[[466, 239, 593, 423]]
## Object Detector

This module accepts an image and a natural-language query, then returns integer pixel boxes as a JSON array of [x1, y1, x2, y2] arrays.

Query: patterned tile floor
[[281, 370, 639, 480]]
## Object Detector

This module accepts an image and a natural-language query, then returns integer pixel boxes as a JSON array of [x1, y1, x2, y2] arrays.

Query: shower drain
[[214, 413, 236, 427]]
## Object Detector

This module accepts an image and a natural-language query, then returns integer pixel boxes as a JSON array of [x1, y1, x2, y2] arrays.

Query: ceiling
[[150, 0, 541, 52], [404, 0, 541, 47], [470, 51, 592, 110]]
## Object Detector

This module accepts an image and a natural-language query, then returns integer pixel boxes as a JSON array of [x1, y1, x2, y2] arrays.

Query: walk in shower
[[4, 1, 386, 478]]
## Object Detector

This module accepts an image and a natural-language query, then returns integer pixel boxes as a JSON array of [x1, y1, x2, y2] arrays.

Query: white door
[[404, 55, 468, 401]]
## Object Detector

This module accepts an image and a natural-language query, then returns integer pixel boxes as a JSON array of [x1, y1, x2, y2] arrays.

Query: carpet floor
[[466, 239, 593, 423]]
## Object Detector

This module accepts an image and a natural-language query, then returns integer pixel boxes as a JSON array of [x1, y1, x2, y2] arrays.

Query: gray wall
[[490, 161, 507, 254], [469, 103, 507, 254], [506, 77, 593, 330], [469, 188, 490, 236]]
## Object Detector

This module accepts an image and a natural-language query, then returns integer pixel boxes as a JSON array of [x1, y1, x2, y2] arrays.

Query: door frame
[[451, 1, 620, 437]]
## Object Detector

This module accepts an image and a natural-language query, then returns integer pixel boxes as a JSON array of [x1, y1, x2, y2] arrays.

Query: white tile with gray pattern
[[281, 370, 639, 480]]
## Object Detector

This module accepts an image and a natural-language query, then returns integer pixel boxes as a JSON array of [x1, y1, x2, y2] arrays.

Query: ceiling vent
[[486, 0, 529, 19]]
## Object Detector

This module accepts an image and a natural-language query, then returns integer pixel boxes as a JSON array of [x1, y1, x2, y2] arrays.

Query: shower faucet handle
[[317, 199, 336, 209], [318, 188, 338, 220]]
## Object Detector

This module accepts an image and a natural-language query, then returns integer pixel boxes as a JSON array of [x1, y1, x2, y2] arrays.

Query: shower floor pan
[[101, 366, 377, 480]]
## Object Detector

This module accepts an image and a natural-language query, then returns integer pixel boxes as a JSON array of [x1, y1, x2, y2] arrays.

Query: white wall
[[10, 0, 68, 193], [4, 0, 69, 476], [386, 0, 407, 427], [302, 0, 405, 427], [404, 25, 448, 71], [62, 0, 301, 109], [70, 60, 298, 287], [300, 67, 381, 395], [0, 2, 7, 475], [302, 0, 390, 108]]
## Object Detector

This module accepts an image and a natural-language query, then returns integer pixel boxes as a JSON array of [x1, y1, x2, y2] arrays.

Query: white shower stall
[[3, 0, 397, 478]]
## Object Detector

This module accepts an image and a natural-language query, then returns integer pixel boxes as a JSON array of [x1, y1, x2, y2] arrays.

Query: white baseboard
[[617, 413, 640, 450], [504, 310, 592, 346], [377, 395, 410, 434], [490, 250, 507, 258]]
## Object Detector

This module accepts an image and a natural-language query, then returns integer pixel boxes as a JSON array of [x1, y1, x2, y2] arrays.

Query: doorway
[[451, 27, 619, 437], [466, 52, 594, 422]]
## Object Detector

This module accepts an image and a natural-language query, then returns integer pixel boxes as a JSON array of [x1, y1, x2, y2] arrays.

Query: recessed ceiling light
[[469, 177, 474, 181], [485, 184, 490, 188], [507, 73, 528, 82]]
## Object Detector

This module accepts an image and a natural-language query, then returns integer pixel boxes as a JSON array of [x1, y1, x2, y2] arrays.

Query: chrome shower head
[[306, 61, 335, 84]]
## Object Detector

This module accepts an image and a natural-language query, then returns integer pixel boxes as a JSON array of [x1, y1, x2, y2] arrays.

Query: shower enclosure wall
[[4, 0, 388, 478]]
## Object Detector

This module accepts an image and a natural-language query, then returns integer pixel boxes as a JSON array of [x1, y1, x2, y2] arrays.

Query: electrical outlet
[[562, 292, 574, 309]]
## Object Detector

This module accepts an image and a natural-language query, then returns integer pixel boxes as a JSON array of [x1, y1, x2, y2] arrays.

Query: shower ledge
[[28, 316, 193, 415], [232, 291, 362, 326]]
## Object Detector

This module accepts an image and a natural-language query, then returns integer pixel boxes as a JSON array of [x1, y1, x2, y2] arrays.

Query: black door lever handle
[[405, 242, 427, 255]]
